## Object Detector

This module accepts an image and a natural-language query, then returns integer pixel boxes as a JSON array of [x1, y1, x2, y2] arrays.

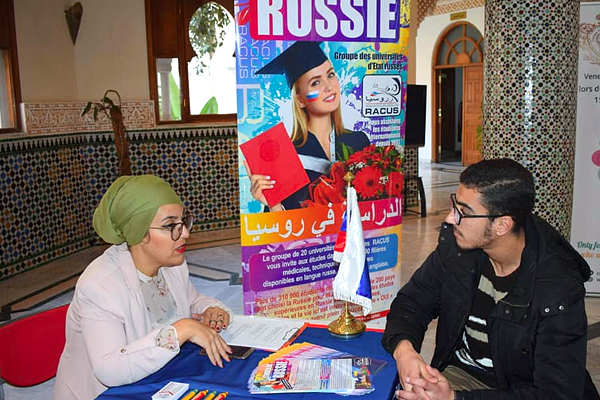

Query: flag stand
[[328, 300, 366, 339], [328, 171, 367, 339]]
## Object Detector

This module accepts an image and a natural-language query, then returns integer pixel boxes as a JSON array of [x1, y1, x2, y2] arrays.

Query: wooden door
[[462, 65, 483, 166]]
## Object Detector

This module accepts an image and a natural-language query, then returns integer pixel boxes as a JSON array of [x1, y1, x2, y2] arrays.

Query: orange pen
[[202, 391, 218, 400], [180, 389, 199, 400]]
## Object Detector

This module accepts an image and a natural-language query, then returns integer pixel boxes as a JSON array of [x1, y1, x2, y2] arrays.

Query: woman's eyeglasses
[[149, 213, 194, 241], [450, 194, 504, 225]]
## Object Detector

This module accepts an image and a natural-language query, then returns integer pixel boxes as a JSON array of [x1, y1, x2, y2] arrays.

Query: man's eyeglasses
[[450, 194, 504, 226], [149, 213, 194, 241]]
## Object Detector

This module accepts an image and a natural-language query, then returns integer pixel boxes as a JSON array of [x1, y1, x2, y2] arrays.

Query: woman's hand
[[172, 318, 232, 367], [242, 160, 284, 212], [192, 307, 230, 332]]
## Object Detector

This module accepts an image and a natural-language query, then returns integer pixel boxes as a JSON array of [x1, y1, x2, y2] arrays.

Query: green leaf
[[188, 2, 231, 61], [337, 141, 354, 162], [169, 73, 181, 120], [81, 102, 92, 116], [200, 96, 218, 114], [102, 96, 114, 107], [93, 107, 99, 121]]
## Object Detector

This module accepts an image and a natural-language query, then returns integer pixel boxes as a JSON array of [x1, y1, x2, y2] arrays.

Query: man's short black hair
[[460, 158, 535, 233]]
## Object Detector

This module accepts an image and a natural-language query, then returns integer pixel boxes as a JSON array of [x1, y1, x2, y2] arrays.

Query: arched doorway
[[431, 22, 484, 165]]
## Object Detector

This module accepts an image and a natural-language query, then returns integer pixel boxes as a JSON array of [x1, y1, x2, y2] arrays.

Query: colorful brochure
[[249, 342, 385, 395]]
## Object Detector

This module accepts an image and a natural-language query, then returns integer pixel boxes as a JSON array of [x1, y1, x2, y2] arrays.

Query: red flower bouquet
[[303, 144, 403, 206]]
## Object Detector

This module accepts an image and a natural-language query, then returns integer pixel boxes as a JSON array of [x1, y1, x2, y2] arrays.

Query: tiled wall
[[404, 147, 419, 207], [0, 126, 239, 281], [483, 0, 579, 238]]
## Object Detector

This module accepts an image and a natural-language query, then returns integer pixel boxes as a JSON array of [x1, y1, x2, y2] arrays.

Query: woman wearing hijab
[[54, 175, 233, 400], [245, 41, 370, 211]]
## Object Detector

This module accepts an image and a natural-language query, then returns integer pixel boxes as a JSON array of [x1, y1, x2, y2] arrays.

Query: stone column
[[482, 0, 580, 238]]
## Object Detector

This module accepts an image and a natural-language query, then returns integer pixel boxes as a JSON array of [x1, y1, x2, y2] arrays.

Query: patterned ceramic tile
[[433, 0, 484, 15], [415, 0, 483, 28], [21, 101, 156, 135], [404, 147, 419, 207], [417, 0, 438, 27], [482, 0, 579, 238], [0, 126, 239, 281]]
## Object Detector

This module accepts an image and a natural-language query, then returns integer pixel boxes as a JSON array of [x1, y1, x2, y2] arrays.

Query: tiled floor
[[2, 162, 599, 398]]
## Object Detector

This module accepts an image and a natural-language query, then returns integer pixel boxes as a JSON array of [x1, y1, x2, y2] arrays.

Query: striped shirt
[[449, 256, 520, 387]]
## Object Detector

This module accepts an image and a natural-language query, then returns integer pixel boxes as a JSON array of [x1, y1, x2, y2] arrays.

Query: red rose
[[386, 171, 404, 198], [330, 162, 347, 196], [353, 166, 383, 199], [302, 162, 347, 207], [305, 179, 346, 206]]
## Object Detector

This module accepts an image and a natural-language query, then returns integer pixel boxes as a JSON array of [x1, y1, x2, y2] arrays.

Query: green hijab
[[93, 175, 184, 245]]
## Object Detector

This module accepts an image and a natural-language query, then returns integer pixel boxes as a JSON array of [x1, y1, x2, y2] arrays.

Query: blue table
[[97, 326, 398, 399]]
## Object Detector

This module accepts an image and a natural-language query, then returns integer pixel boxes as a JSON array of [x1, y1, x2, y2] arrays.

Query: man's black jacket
[[382, 215, 598, 399]]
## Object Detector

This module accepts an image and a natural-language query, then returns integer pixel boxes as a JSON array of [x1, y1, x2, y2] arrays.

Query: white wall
[[415, 8, 484, 163], [14, 0, 149, 102], [74, 0, 149, 101], [14, 0, 78, 101]]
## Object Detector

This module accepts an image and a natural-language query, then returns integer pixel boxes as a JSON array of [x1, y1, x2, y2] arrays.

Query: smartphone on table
[[199, 345, 254, 360]]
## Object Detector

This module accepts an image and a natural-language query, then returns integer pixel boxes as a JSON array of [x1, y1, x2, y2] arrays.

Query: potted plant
[[82, 89, 131, 176]]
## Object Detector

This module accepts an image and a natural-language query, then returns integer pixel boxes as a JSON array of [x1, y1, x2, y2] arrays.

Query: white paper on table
[[219, 315, 307, 351]]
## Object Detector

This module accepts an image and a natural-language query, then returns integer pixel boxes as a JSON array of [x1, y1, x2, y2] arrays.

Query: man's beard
[[455, 220, 494, 251]]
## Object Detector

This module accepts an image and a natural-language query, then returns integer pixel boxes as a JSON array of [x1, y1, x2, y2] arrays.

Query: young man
[[383, 158, 598, 400]]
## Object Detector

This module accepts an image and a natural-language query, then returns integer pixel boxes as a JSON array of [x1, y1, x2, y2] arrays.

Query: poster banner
[[572, 2, 600, 295], [235, 0, 411, 319]]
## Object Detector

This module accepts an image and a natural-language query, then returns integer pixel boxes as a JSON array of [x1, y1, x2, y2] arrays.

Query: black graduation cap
[[255, 41, 328, 89]]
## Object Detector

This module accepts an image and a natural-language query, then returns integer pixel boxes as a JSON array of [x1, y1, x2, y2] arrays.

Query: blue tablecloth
[[97, 326, 398, 400]]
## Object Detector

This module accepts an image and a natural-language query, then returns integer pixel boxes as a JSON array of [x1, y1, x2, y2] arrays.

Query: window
[[435, 22, 484, 67], [0, 0, 21, 133], [145, 0, 236, 124]]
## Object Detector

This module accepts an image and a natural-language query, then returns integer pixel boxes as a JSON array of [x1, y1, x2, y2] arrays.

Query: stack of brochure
[[248, 342, 386, 396]]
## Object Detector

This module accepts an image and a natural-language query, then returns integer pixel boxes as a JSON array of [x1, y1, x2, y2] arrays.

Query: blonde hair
[[290, 83, 348, 147]]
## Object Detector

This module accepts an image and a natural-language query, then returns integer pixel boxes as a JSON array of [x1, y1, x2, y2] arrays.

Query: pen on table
[[213, 392, 228, 400], [180, 389, 199, 400], [202, 390, 218, 400], [190, 389, 209, 400]]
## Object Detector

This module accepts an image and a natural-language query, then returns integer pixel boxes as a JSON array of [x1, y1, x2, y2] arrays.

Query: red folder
[[240, 123, 309, 208]]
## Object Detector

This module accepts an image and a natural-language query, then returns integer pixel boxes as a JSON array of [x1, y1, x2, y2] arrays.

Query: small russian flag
[[306, 90, 319, 102], [332, 187, 372, 316]]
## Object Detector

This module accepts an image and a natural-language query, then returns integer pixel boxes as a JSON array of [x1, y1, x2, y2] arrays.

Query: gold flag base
[[327, 302, 366, 339]]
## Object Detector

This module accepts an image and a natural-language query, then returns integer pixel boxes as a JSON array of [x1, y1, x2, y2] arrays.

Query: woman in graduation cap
[[245, 41, 370, 211], [54, 175, 233, 400]]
